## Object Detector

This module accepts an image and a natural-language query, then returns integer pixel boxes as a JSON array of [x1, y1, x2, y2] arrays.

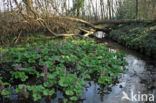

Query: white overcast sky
[[0, 0, 119, 18], [0, 0, 117, 10]]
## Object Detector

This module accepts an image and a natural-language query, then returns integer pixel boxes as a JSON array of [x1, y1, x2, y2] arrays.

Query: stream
[[81, 32, 156, 103], [2, 32, 156, 103], [41, 32, 156, 103]]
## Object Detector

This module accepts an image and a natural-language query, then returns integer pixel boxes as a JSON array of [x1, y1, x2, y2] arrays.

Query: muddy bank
[[107, 23, 156, 59]]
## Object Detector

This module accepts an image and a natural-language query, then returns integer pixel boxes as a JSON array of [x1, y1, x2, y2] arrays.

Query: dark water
[[2, 32, 156, 103], [90, 32, 156, 103]]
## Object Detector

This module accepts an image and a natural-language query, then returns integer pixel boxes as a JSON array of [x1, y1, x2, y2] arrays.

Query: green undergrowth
[[109, 23, 156, 58], [0, 37, 128, 102], [0, 33, 54, 48]]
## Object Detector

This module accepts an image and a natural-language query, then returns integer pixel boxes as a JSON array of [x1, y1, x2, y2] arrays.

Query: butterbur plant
[[0, 52, 2, 58], [0, 38, 127, 102], [0, 83, 4, 91], [84, 70, 88, 74], [0, 52, 2, 63], [63, 66, 66, 73], [62, 44, 64, 49], [89, 64, 92, 68], [94, 50, 97, 56], [59, 56, 63, 60], [14, 64, 22, 71], [101, 68, 105, 76], [43, 73, 48, 82], [42, 64, 48, 73], [57, 41, 60, 45], [40, 48, 42, 53], [22, 86, 27, 96], [66, 71, 69, 77], [74, 78, 78, 85], [52, 59, 55, 65], [35, 47, 39, 53], [48, 41, 50, 44]]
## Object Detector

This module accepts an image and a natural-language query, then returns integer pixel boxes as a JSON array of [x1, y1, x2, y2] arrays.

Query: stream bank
[[107, 23, 156, 59], [0, 32, 156, 103], [86, 32, 156, 103], [41, 32, 156, 103]]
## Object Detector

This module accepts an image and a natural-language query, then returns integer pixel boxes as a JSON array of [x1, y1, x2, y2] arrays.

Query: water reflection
[[1, 32, 156, 103], [95, 32, 106, 38], [88, 32, 156, 103], [45, 32, 156, 103]]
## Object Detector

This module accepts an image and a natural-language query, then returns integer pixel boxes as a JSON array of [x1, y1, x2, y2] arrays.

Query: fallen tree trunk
[[12, 0, 156, 39], [12, 0, 118, 37], [56, 16, 99, 30]]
